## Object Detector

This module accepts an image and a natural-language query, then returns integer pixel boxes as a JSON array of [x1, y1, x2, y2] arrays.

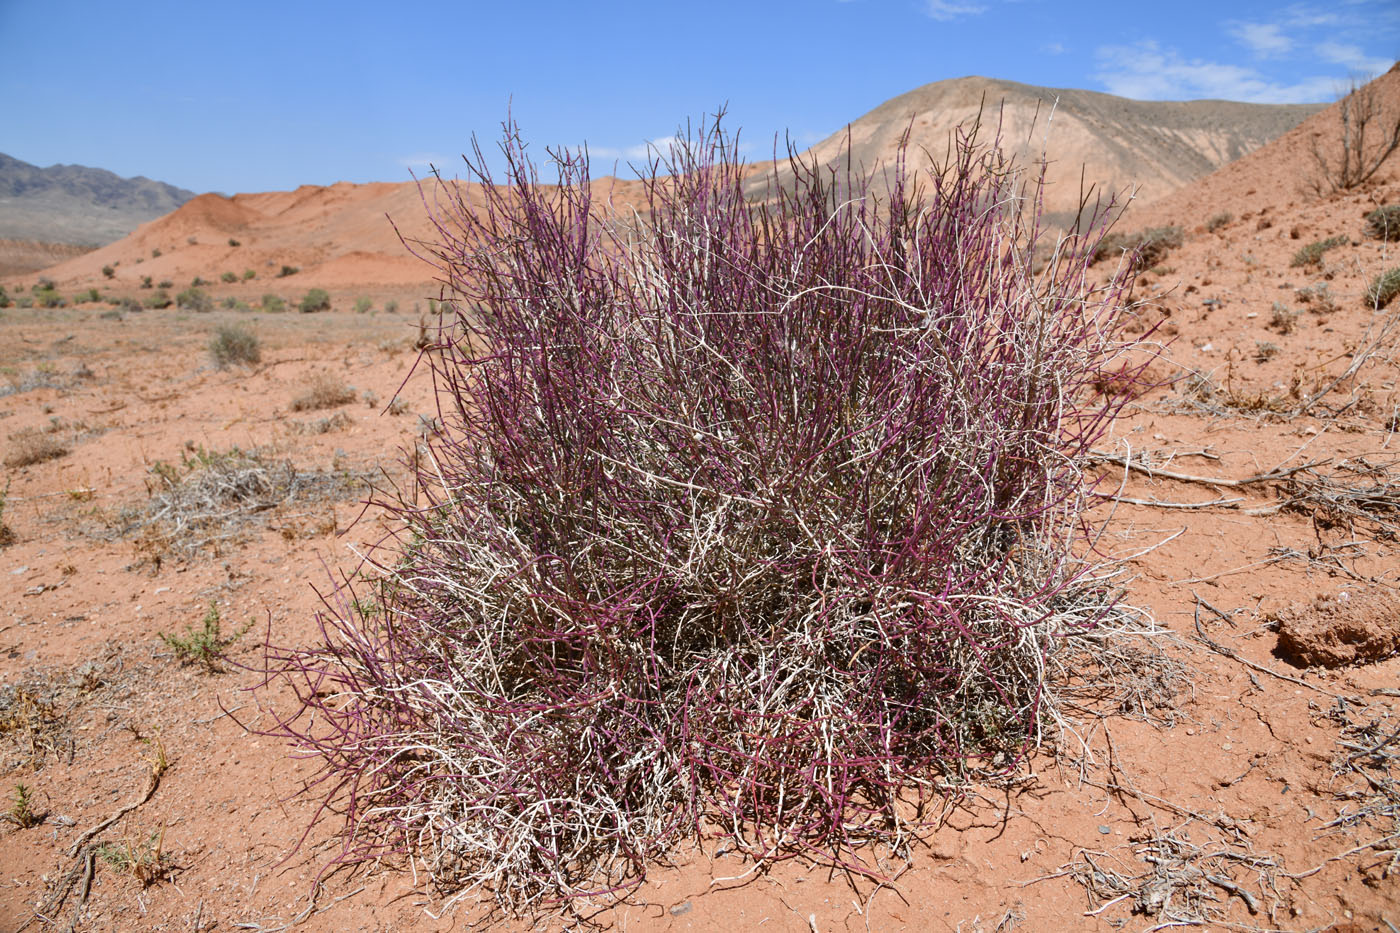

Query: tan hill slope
[[752, 76, 1322, 225]]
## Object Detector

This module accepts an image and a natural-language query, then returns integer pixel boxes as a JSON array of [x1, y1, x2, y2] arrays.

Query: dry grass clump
[[5, 429, 70, 468], [208, 324, 261, 369], [116, 445, 362, 560], [290, 411, 352, 435], [1290, 234, 1348, 267], [1278, 455, 1400, 539], [290, 373, 356, 412]]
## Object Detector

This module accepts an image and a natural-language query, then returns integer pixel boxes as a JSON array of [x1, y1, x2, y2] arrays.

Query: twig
[[1191, 594, 1347, 699], [1091, 452, 1325, 488], [68, 765, 162, 856], [1108, 495, 1242, 510]]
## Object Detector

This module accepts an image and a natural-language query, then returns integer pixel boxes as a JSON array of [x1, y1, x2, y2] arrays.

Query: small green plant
[[190, 276, 207, 287], [151, 248, 162, 258], [221, 271, 238, 283], [0, 286, 9, 308], [242, 268, 256, 281], [1290, 234, 1348, 267], [1254, 341, 1280, 362], [158, 601, 251, 672], [102, 264, 115, 279], [1205, 212, 1232, 232], [1365, 267, 1400, 308], [176, 287, 212, 312], [1269, 301, 1299, 334], [277, 264, 299, 278], [32, 285, 64, 308], [228, 238, 241, 247], [74, 288, 101, 304], [353, 296, 372, 314], [144, 289, 172, 309], [1092, 225, 1183, 270], [140, 275, 153, 289], [95, 826, 172, 886], [261, 293, 286, 313], [298, 288, 331, 313], [208, 324, 261, 368], [3, 783, 40, 829], [1365, 205, 1400, 242]]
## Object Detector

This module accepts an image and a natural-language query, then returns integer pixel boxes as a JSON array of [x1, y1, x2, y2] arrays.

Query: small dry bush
[[291, 411, 352, 435], [1290, 235, 1348, 267], [1366, 268, 1400, 308], [290, 373, 356, 411], [1093, 225, 1183, 270], [208, 324, 261, 369], [1365, 205, 1400, 241], [1204, 212, 1232, 232], [5, 430, 69, 468]]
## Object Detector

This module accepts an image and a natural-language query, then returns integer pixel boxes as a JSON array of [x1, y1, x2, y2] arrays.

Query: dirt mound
[[0, 239, 95, 278], [1274, 589, 1400, 668]]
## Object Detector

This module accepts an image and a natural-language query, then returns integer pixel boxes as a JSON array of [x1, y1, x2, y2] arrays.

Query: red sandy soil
[[1, 75, 1399, 933]]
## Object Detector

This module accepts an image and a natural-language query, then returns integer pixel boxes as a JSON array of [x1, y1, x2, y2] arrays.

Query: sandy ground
[[2, 83, 1399, 933]]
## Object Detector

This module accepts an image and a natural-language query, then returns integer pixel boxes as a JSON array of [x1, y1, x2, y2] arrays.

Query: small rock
[[1098, 825, 1112, 835], [670, 901, 692, 916]]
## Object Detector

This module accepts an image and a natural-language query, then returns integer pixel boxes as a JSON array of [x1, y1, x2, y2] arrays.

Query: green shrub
[[383, 299, 398, 314], [261, 293, 286, 313], [176, 287, 213, 312], [74, 288, 101, 304], [140, 275, 153, 289], [228, 238, 241, 248], [191, 276, 207, 287], [102, 264, 115, 279], [242, 269, 256, 281], [1092, 226, 1183, 270], [1205, 212, 1232, 232], [157, 280, 173, 289], [33, 287, 64, 308], [144, 289, 172, 309], [0, 287, 9, 309], [298, 288, 331, 313], [152, 248, 162, 258], [278, 264, 299, 278], [221, 271, 238, 283], [1290, 235, 1347, 267], [208, 324, 261, 369], [1365, 268, 1400, 308], [353, 296, 372, 314], [1364, 205, 1400, 242]]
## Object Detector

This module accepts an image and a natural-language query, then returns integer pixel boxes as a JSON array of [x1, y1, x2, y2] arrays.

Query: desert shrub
[[228, 238, 241, 247], [277, 264, 299, 278], [242, 268, 256, 281], [73, 288, 101, 304], [221, 271, 238, 283], [32, 286, 64, 308], [1205, 212, 1232, 232], [5, 430, 69, 468], [140, 275, 153, 289], [176, 287, 212, 312], [144, 289, 172, 309], [1308, 78, 1400, 193], [1290, 235, 1348, 267], [157, 280, 173, 289], [261, 294, 286, 313], [102, 264, 115, 279], [151, 248, 162, 258], [383, 299, 398, 314], [353, 296, 372, 314], [1365, 267, 1400, 308], [1092, 225, 1183, 270], [0, 287, 9, 308], [208, 324, 261, 368], [118, 296, 143, 313], [190, 276, 207, 288], [1365, 205, 1400, 242], [290, 372, 355, 411], [263, 119, 1147, 910], [297, 288, 331, 313]]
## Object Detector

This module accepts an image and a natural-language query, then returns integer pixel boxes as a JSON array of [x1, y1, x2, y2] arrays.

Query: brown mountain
[[749, 76, 1324, 226]]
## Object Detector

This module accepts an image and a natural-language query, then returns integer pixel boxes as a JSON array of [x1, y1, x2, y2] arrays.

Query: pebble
[[670, 901, 692, 916], [1098, 825, 1112, 835]]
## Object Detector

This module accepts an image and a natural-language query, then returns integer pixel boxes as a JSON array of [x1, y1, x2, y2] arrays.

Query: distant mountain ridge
[[750, 76, 1325, 225], [0, 152, 196, 246]]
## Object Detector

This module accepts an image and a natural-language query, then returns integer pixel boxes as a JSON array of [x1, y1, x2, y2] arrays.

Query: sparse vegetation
[[5, 430, 70, 468], [32, 284, 65, 308], [277, 264, 299, 277], [242, 268, 256, 280], [102, 264, 115, 279], [3, 783, 40, 829], [1365, 204, 1400, 242], [1290, 234, 1348, 267], [290, 372, 355, 410], [220, 271, 238, 283], [208, 324, 261, 368], [1308, 77, 1400, 193], [151, 248, 162, 258], [190, 276, 207, 287], [140, 275, 153, 289], [0, 479, 13, 548], [1269, 301, 1300, 334], [157, 280, 173, 289], [159, 601, 251, 673], [95, 827, 173, 886], [1205, 212, 1232, 232], [1092, 226, 1183, 270], [175, 287, 212, 312], [144, 289, 172, 310], [353, 296, 372, 314], [383, 299, 398, 314], [0, 286, 9, 308], [228, 237, 241, 247], [298, 287, 331, 313], [1365, 267, 1400, 308], [261, 293, 286, 313]]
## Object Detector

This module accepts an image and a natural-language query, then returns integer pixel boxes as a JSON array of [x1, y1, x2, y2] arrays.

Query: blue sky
[[1, 0, 1396, 194]]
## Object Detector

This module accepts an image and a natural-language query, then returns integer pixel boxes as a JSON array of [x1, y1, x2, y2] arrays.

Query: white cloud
[[589, 135, 684, 163], [1041, 41, 1066, 55], [397, 153, 448, 170], [1316, 41, 1395, 77], [1229, 22, 1293, 57], [923, 0, 986, 21], [1095, 41, 1337, 103]]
